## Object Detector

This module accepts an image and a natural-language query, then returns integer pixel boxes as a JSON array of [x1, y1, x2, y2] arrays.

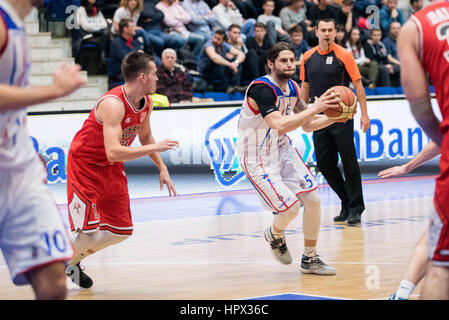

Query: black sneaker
[[347, 212, 361, 224], [333, 209, 349, 222], [300, 254, 336, 275], [66, 263, 93, 289]]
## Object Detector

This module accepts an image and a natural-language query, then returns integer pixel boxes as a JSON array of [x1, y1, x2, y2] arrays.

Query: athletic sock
[[396, 280, 416, 299], [304, 247, 317, 258], [271, 226, 283, 239]]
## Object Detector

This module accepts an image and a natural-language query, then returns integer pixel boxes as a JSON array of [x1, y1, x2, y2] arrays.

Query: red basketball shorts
[[429, 135, 449, 266], [66, 152, 133, 235]]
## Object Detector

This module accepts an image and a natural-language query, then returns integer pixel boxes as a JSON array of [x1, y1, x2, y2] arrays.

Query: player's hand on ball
[[313, 89, 341, 113], [156, 139, 179, 152], [52, 63, 88, 97]]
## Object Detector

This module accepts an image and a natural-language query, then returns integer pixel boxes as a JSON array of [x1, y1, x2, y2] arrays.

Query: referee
[[300, 18, 370, 224]]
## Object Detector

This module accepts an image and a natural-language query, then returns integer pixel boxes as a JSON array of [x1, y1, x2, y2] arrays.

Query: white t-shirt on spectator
[[76, 6, 107, 33], [111, 7, 141, 34]]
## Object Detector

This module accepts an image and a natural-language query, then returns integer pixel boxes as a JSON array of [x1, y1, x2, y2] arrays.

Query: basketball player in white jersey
[[238, 42, 348, 275], [0, 0, 86, 299]]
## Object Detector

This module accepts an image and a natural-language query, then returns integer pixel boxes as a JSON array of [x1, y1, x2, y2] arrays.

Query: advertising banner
[[28, 98, 441, 187]]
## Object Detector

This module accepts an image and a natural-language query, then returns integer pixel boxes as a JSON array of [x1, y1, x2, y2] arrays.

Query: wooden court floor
[[0, 194, 431, 300]]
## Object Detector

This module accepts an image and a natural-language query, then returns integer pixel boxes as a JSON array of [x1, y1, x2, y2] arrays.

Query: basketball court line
[[243, 292, 347, 300], [114, 174, 439, 203]]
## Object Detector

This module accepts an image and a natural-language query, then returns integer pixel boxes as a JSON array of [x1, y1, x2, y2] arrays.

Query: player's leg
[[66, 229, 130, 289], [421, 196, 449, 299], [390, 228, 428, 299], [67, 163, 133, 287], [312, 126, 350, 222], [420, 265, 449, 299], [66, 154, 104, 288], [281, 146, 336, 275], [296, 190, 335, 275], [421, 154, 449, 299], [1, 159, 74, 298], [241, 156, 299, 265], [25, 261, 68, 300], [266, 203, 302, 265]]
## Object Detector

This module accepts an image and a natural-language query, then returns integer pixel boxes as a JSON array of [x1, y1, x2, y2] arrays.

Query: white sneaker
[[264, 227, 292, 265], [300, 254, 336, 275]]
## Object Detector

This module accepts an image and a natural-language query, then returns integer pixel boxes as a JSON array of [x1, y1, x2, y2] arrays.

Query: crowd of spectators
[[48, 0, 428, 104]]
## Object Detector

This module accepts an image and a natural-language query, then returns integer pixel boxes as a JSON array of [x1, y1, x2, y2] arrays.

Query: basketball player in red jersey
[[65, 51, 179, 288], [398, 0, 449, 299]]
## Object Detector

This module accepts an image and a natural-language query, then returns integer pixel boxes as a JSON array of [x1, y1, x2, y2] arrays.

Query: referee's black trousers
[[312, 119, 365, 215]]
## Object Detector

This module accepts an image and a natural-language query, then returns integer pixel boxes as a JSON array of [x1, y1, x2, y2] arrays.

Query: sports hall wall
[[29, 97, 441, 188]]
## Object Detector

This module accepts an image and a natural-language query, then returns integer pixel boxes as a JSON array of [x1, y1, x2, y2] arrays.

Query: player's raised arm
[[398, 20, 442, 146], [0, 63, 87, 111], [98, 97, 178, 163]]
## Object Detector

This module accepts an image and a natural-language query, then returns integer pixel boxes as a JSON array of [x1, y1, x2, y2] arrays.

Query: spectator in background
[[289, 24, 310, 60], [138, 0, 185, 56], [280, 0, 307, 31], [246, 22, 272, 79], [212, 0, 256, 39], [382, 21, 401, 86], [335, 24, 346, 45], [198, 29, 246, 92], [182, 0, 220, 40], [399, 0, 423, 22], [111, 0, 152, 52], [233, 0, 259, 19], [353, 0, 381, 15], [380, 0, 404, 36], [334, 0, 356, 33], [156, 49, 194, 103], [306, 0, 336, 27], [74, 0, 109, 66], [280, 0, 316, 46], [156, 0, 207, 56], [346, 27, 377, 88], [108, 19, 141, 89], [227, 24, 248, 54], [258, 0, 291, 44], [363, 28, 392, 86]]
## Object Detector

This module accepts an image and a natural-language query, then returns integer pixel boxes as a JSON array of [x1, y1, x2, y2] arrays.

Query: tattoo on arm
[[293, 98, 308, 114]]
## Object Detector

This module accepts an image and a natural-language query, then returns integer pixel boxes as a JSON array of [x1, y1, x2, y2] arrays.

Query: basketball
[[323, 86, 357, 119]]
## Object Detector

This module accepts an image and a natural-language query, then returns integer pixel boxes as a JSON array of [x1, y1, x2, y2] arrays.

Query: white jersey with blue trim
[[0, 0, 35, 171], [237, 75, 300, 159]]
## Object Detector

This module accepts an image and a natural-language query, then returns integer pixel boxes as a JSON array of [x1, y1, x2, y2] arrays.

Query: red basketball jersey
[[410, 0, 449, 134], [70, 85, 151, 165]]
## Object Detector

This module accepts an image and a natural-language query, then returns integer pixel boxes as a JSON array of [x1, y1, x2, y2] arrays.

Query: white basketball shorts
[[240, 143, 318, 213], [0, 157, 74, 285]]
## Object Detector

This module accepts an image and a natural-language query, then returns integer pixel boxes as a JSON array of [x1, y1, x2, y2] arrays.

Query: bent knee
[[298, 190, 321, 207]]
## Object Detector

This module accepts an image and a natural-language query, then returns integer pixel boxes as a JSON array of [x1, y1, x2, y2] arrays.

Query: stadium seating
[[375, 87, 398, 95]]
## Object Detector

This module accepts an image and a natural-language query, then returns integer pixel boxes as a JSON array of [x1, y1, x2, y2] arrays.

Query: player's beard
[[273, 66, 295, 81]]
